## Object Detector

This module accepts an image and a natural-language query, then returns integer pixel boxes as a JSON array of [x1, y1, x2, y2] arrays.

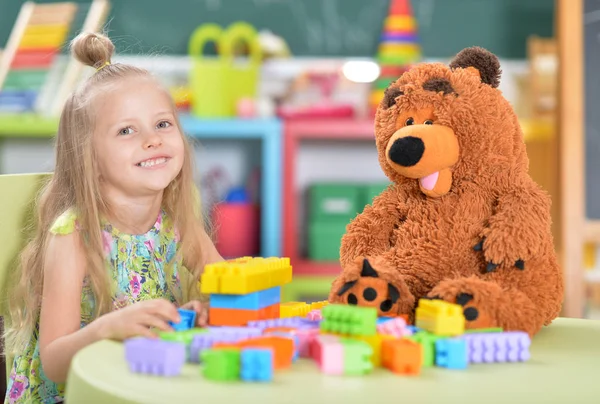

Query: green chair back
[[0, 173, 50, 390]]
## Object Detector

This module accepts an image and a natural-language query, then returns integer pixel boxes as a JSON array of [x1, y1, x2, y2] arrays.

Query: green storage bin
[[307, 219, 349, 261], [309, 183, 362, 221], [362, 182, 391, 207]]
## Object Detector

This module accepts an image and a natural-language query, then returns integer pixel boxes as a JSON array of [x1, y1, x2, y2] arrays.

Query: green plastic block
[[464, 327, 503, 334], [320, 304, 377, 336], [408, 331, 441, 367], [307, 219, 348, 261], [309, 183, 362, 221], [340, 339, 373, 375], [201, 348, 240, 381], [159, 328, 208, 344]]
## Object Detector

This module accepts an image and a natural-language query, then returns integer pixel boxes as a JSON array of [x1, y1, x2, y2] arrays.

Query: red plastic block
[[209, 303, 280, 326]]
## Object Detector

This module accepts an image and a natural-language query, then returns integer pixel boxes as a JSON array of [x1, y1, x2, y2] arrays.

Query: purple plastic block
[[247, 317, 319, 330], [124, 338, 186, 376], [465, 331, 530, 363], [189, 327, 263, 363]]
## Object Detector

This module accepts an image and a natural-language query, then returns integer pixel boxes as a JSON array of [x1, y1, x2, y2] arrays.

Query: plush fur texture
[[328, 47, 563, 337]]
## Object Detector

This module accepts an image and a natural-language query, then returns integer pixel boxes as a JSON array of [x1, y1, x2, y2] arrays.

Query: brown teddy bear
[[328, 47, 563, 337]]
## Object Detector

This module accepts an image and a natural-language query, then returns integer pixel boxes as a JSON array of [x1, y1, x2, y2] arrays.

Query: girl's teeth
[[139, 158, 167, 167]]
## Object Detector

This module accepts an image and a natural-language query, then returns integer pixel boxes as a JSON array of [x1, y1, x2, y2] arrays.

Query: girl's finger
[[140, 314, 174, 332], [150, 300, 181, 323]]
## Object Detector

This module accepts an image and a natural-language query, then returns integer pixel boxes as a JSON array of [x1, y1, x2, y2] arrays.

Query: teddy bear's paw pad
[[473, 238, 525, 272], [430, 291, 496, 329]]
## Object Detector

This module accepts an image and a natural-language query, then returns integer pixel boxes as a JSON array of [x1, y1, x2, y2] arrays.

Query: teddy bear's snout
[[388, 136, 425, 167]]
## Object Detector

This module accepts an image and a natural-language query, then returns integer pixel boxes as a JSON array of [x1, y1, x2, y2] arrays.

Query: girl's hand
[[180, 300, 209, 327], [96, 298, 180, 340]]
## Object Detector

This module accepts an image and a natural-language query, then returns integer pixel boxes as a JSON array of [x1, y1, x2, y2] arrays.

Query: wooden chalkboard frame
[[557, 0, 585, 318]]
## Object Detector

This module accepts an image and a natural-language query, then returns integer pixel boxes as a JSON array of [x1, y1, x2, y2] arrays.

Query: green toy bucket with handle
[[188, 23, 230, 118], [220, 22, 262, 111], [188, 22, 262, 118]]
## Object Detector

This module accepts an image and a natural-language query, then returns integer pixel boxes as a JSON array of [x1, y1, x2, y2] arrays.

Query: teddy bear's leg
[[427, 256, 563, 336]]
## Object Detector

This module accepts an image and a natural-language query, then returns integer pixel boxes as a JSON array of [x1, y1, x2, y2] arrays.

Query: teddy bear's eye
[[405, 117, 414, 126], [424, 119, 433, 125]]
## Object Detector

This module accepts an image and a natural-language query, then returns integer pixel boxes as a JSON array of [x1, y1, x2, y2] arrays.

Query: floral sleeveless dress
[[4, 209, 183, 404]]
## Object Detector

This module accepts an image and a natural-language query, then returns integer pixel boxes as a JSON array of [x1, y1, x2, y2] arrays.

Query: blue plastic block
[[406, 325, 421, 334], [435, 338, 468, 369], [210, 286, 281, 310], [240, 348, 273, 382], [377, 317, 395, 325], [169, 308, 196, 331]]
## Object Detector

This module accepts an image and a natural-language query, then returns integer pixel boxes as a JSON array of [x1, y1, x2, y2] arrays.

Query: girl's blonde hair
[[4, 32, 206, 355]]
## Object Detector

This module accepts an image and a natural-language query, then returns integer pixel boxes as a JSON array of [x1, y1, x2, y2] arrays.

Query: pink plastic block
[[307, 309, 322, 321], [377, 317, 409, 337], [320, 342, 344, 375], [124, 338, 186, 376], [296, 328, 320, 358], [310, 334, 340, 365]]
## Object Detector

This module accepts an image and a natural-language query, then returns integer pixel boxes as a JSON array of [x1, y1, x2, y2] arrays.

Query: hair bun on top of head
[[70, 32, 114, 70]]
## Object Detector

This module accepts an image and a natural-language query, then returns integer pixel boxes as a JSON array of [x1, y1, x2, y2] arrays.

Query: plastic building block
[[295, 328, 320, 358], [307, 309, 323, 321], [310, 334, 340, 363], [240, 348, 274, 382], [280, 302, 311, 318], [377, 317, 395, 325], [377, 317, 411, 338], [248, 317, 319, 330], [319, 340, 344, 375], [124, 338, 186, 376], [214, 336, 294, 369], [169, 308, 196, 331], [210, 286, 281, 310], [435, 338, 468, 369], [321, 304, 377, 336], [209, 303, 280, 326], [464, 331, 531, 363], [406, 325, 421, 334], [159, 328, 208, 344], [353, 333, 396, 367], [189, 327, 262, 363], [381, 338, 422, 375], [263, 330, 300, 360], [200, 257, 292, 294], [415, 299, 465, 336], [201, 348, 241, 381], [407, 331, 441, 367], [310, 300, 329, 310], [339, 339, 374, 375]]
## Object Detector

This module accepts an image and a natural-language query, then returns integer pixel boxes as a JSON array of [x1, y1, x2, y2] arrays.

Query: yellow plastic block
[[200, 257, 292, 294], [310, 300, 329, 311], [378, 43, 421, 55], [280, 302, 310, 318], [384, 16, 416, 31], [414, 299, 465, 336], [23, 24, 69, 37], [19, 30, 68, 49]]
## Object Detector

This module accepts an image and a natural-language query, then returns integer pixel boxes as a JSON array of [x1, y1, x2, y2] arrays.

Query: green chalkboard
[[1, 0, 554, 58]]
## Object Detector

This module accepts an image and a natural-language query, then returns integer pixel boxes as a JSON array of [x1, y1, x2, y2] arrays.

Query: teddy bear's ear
[[449, 46, 501, 88]]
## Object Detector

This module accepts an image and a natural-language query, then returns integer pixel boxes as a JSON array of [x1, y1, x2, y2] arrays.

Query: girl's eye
[[424, 119, 434, 125], [405, 117, 414, 126], [119, 127, 134, 135], [157, 120, 172, 129]]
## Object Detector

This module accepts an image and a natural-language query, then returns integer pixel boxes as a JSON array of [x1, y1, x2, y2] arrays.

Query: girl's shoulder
[[49, 208, 78, 235]]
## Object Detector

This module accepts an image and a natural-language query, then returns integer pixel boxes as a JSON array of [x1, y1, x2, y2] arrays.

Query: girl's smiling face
[[92, 76, 185, 198]]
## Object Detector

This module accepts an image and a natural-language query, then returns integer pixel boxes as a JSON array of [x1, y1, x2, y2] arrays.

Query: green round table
[[65, 318, 600, 404]]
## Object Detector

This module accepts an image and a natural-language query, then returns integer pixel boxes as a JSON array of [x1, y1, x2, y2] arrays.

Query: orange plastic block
[[200, 257, 292, 294], [280, 302, 310, 318], [263, 326, 297, 334], [209, 303, 280, 326], [214, 336, 294, 369], [355, 333, 396, 367], [382, 338, 422, 375]]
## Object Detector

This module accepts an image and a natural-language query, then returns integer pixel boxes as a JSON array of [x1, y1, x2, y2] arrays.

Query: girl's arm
[[199, 226, 224, 265], [38, 231, 105, 383]]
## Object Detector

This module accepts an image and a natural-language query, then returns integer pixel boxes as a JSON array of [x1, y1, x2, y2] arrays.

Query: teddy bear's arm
[[339, 187, 405, 269], [477, 182, 552, 271]]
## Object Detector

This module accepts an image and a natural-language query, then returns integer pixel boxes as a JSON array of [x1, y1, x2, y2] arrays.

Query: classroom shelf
[[179, 115, 283, 258], [282, 117, 376, 276], [0, 113, 58, 137]]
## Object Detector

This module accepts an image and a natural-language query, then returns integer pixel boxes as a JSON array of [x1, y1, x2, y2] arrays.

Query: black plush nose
[[388, 136, 424, 167]]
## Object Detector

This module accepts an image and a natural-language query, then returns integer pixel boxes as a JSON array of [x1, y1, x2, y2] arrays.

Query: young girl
[[3, 32, 223, 404]]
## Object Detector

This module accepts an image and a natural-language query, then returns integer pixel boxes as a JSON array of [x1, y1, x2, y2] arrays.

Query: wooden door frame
[[557, 0, 585, 318]]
